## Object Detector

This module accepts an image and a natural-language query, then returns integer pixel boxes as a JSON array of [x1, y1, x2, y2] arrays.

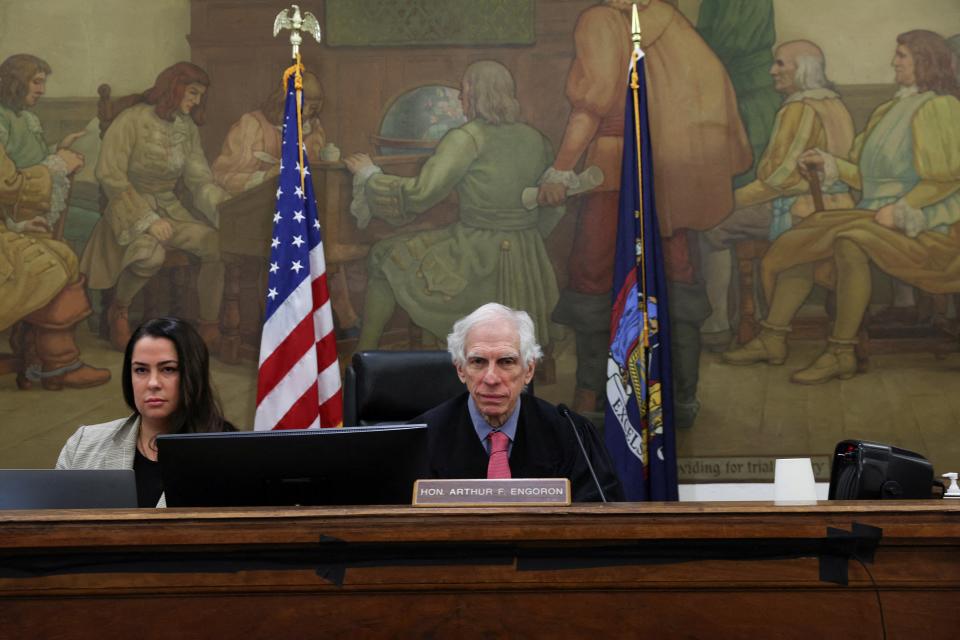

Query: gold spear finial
[[631, 2, 642, 47]]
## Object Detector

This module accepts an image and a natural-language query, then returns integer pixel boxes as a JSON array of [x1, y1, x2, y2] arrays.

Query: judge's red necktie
[[487, 430, 511, 479]]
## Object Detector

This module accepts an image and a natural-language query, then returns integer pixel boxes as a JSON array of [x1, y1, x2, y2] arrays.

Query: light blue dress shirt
[[467, 395, 521, 456]]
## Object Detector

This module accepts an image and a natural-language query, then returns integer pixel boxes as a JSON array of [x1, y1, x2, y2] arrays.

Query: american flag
[[254, 73, 343, 430]]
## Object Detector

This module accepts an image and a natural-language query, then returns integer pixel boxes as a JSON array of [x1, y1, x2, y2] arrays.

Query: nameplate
[[412, 478, 571, 506]]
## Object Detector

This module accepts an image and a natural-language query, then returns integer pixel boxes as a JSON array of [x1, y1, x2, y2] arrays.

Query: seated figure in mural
[[212, 71, 326, 194], [211, 72, 359, 336], [723, 30, 960, 384], [81, 62, 229, 352], [0, 53, 111, 390], [701, 40, 856, 346], [56, 316, 236, 507], [344, 60, 563, 352]]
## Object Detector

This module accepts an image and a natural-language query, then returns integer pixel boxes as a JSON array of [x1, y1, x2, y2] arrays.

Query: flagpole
[[629, 3, 655, 476], [281, 56, 307, 192], [630, 4, 649, 350]]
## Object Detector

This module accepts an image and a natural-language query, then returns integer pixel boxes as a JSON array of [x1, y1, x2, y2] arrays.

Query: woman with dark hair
[[56, 317, 235, 507], [723, 30, 960, 385], [80, 62, 229, 353]]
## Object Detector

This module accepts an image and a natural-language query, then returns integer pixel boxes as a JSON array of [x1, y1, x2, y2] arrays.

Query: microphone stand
[[557, 404, 608, 503]]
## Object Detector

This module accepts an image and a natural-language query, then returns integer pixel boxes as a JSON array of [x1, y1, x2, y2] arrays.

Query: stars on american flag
[[263, 78, 326, 317], [255, 71, 342, 431]]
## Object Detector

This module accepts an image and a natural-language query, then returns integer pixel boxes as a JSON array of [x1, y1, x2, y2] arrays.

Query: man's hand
[[797, 149, 824, 180], [148, 218, 174, 244], [343, 153, 373, 175], [874, 204, 896, 229], [21, 216, 51, 234], [58, 130, 86, 150], [537, 182, 567, 207], [55, 148, 84, 175]]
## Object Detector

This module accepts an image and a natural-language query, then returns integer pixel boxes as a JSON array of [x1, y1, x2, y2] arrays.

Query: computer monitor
[[156, 423, 429, 507], [0, 469, 137, 509]]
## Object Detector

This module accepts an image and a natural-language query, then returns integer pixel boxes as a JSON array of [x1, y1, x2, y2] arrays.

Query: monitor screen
[[156, 424, 429, 507], [0, 469, 137, 509]]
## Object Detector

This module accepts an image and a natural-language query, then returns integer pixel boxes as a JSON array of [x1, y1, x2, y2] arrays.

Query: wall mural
[[1, 0, 959, 485]]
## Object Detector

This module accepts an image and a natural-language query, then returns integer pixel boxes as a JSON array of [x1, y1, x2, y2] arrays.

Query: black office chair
[[343, 350, 534, 426]]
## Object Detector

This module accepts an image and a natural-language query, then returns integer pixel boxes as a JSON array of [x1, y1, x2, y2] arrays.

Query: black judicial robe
[[413, 392, 624, 502]]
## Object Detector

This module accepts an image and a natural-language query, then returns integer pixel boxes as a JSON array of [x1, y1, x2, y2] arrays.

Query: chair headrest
[[352, 350, 465, 424]]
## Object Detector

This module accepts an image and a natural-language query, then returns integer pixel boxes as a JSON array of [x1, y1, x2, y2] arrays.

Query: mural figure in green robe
[[345, 60, 563, 351]]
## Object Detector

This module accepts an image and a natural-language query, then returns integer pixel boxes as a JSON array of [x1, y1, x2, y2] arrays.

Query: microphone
[[557, 404, 607, 503]]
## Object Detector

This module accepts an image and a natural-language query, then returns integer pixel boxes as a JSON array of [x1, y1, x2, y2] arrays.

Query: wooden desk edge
[[1, 501, 957, 549]]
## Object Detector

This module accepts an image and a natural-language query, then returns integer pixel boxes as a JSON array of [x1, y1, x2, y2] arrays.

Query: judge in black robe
[[414, 392, 624, 502]]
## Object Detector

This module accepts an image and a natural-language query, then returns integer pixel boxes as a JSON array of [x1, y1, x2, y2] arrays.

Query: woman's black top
[[133, 448, 164, 507]]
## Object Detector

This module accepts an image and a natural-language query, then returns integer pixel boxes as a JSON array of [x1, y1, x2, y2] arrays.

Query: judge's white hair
[[447, 303, 543, 370], [793, 54, 834, 91]]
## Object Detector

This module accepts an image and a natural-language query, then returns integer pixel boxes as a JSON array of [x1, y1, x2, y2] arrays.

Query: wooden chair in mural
[[94, 83, 199, 341]]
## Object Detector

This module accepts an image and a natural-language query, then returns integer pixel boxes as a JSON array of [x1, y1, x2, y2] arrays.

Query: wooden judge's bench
[[2, 501, 958, 637]]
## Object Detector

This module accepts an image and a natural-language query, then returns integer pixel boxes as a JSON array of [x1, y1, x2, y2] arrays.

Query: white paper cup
[[774, 458, 818, 505]]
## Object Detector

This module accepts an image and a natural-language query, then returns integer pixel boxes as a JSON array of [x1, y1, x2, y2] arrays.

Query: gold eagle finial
[[273, 4, 322, 58]]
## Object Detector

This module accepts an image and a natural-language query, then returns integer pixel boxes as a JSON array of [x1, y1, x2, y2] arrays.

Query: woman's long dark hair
[[122, 317, 234, 433]]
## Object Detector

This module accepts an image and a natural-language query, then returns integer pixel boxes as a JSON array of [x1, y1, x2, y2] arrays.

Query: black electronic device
[[157, 423, 428, 507], [0, 469, 137, 509], [828, 439, 934, 500]]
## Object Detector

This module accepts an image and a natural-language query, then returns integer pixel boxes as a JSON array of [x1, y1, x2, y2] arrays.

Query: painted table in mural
[[217, 155, 456, 363], [1, 501, 958, 637]]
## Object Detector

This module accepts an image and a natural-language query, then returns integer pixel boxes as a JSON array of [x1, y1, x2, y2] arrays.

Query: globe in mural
[[376, 85, 467, 155]]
